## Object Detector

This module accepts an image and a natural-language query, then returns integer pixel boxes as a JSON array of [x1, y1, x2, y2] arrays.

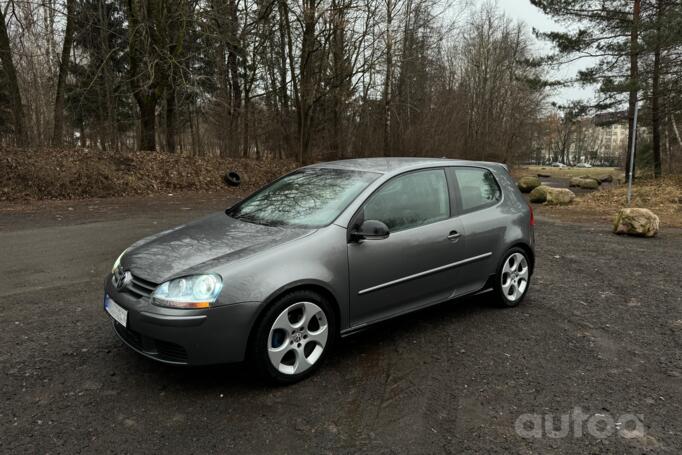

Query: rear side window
[[453, 167, 501, 212], [362, 169, 450, 232]]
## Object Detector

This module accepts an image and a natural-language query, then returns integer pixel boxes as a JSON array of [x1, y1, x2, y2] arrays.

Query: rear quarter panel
[[492, 164, 534, 257]]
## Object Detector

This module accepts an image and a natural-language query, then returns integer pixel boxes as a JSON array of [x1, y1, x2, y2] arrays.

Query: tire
[[224, 171, 241, 187], [250, 290, 336, 384], [494, 247, 531, 307]]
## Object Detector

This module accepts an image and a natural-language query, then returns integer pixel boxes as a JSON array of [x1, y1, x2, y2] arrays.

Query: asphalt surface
[[1, 194, 681, 454]]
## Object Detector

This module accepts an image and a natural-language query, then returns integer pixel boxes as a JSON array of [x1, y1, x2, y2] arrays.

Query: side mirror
[[350, 220, 390, 242]]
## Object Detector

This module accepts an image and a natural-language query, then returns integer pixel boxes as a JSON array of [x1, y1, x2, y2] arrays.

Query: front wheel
[[494, 248, 531, 307], [251, 290, 336, 384]]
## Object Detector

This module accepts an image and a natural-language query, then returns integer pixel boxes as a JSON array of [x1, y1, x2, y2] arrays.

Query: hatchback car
[[104, 158, 534, 383]]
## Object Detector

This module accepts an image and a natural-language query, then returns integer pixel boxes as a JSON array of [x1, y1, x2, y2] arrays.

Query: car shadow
[[117, 292, 502, 390], [335, 291, 500, 354]]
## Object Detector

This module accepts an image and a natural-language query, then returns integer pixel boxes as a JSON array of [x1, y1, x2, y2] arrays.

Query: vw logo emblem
[[113, 270, 133, 290]]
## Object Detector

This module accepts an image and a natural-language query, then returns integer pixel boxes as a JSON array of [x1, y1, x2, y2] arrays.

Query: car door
[[446, 166, 506, 295], [347, 168, 467, 327]]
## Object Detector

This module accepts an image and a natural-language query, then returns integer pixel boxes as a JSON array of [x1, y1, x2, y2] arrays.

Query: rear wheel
[[494, 248, 531, 307], [251, 290, 336, 384]]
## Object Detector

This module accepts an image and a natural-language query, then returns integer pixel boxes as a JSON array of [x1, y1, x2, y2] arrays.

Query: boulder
[[569, 177, 599, 189], [579, 175, 601, 185], [597, 174, 613, 183], [545, 187, 575, 205], [578, 178, 599, 190], [613, 208, 660, 237], [518, 176, 541, 193], [529, 185, 550, 203]]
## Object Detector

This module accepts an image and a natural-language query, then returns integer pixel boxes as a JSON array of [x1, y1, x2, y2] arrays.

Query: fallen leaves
[[0, 147, 298, 201]]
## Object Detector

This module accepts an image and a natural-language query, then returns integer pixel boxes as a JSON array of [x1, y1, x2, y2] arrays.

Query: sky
[[493, 0, 597, 104]]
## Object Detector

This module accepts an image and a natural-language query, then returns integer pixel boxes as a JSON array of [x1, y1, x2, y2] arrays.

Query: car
[[575, 162, 592, 168], [551, 162, 567, 168], [104, 158, 535, 383]]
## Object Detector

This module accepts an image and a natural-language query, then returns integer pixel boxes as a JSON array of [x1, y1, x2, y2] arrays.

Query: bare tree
[[0, 1, 27, 145]]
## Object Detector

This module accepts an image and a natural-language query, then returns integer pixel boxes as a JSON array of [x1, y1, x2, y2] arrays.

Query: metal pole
[[626, 100, 639, 206]]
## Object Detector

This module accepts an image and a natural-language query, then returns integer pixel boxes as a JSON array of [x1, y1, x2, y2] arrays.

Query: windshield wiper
[[229, 212, 284, 227]]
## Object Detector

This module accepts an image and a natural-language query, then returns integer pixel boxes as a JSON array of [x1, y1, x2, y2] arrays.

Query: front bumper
[[104, 274, 260, 365]]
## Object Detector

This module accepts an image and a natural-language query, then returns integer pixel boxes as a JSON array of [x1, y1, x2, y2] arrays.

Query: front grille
[[156, 340, 190, 363], [114, 322, 188, 363], [126, 274, 157, 299], [112, 266, 158, 299]]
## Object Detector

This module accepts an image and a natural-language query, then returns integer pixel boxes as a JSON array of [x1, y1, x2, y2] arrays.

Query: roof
[[307, 157, 504, 175], [592, 111, 627, 126]]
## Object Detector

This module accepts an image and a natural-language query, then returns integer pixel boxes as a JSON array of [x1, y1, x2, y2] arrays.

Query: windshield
[[226, 168, 380, 228]]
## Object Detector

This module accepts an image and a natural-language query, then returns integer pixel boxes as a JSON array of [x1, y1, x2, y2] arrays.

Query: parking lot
[[1, 195, 681, 453]]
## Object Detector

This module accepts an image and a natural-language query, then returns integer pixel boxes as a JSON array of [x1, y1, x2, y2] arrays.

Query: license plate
[[104, 294, 128, 327]]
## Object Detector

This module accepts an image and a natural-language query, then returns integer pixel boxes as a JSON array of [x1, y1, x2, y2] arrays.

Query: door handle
[[447, 230, 461, 241]]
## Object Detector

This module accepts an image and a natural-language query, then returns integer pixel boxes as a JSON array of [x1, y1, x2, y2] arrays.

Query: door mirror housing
[[350, 220, 390, 241]]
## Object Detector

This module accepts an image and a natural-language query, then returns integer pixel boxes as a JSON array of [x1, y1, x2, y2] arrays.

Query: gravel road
[[1, 194, 681, 453]]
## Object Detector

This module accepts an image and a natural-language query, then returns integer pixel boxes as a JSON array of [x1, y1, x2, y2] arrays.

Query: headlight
[[112, 249, 129, 273], [151, 274, 223, 309]]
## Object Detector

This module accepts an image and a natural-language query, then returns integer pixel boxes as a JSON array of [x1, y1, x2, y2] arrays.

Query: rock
[[613, 208, 660, 237], [579, 175, 601, 185], [597, 174, 613, 183], [578, 178, 599, 190], [537, 173, 551, 178], [529, 185, 550, 203], [517, 176, 541, 193], [569, 177, 599, 189], [545, 187, 575, 205]]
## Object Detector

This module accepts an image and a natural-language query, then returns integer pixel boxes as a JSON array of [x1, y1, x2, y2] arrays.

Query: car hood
[[122, 212, 314, 283]]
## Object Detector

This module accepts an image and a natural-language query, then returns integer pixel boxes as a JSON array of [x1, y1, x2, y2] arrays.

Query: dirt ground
[[1, 191, 681, 454]]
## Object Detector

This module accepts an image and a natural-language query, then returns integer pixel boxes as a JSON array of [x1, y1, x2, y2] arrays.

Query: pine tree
[[530, 0, 642, 179]]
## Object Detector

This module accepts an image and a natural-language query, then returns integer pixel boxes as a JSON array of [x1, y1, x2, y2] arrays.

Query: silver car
[[104, 158, 535, 383]]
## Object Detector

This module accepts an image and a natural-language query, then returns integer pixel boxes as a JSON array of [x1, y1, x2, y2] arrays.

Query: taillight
[[529, 204, 535, 226]]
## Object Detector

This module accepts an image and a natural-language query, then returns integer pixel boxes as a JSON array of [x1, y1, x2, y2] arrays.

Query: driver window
[[362, 169, 450, 232]]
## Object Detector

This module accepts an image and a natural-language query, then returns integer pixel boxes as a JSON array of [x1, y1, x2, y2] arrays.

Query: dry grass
[[514, 165, 622, 180], [0, 148, 297, 201], [540, 176, 682, 228]]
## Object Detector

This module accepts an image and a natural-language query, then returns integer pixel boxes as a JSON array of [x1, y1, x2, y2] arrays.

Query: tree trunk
[[52, 0, 76, 147], [166, 85, 176, 152], [0, 9, 27, 145], [383, 0, 393, 157], [242, 94, 250, 158], [99, 0, 117, 151], [277, 0, 292, 157], [139, 98, 157, 151], [227, 0, 241, 157], [672, 115, 682, 149], [298, 0, 317, 164], [625, 0, 640, 181], [651, 0, 662, 178]]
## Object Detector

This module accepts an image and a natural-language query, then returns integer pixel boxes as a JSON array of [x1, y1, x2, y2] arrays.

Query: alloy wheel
[[500, 252, 529, 302], [267, 301, 329, 375]]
